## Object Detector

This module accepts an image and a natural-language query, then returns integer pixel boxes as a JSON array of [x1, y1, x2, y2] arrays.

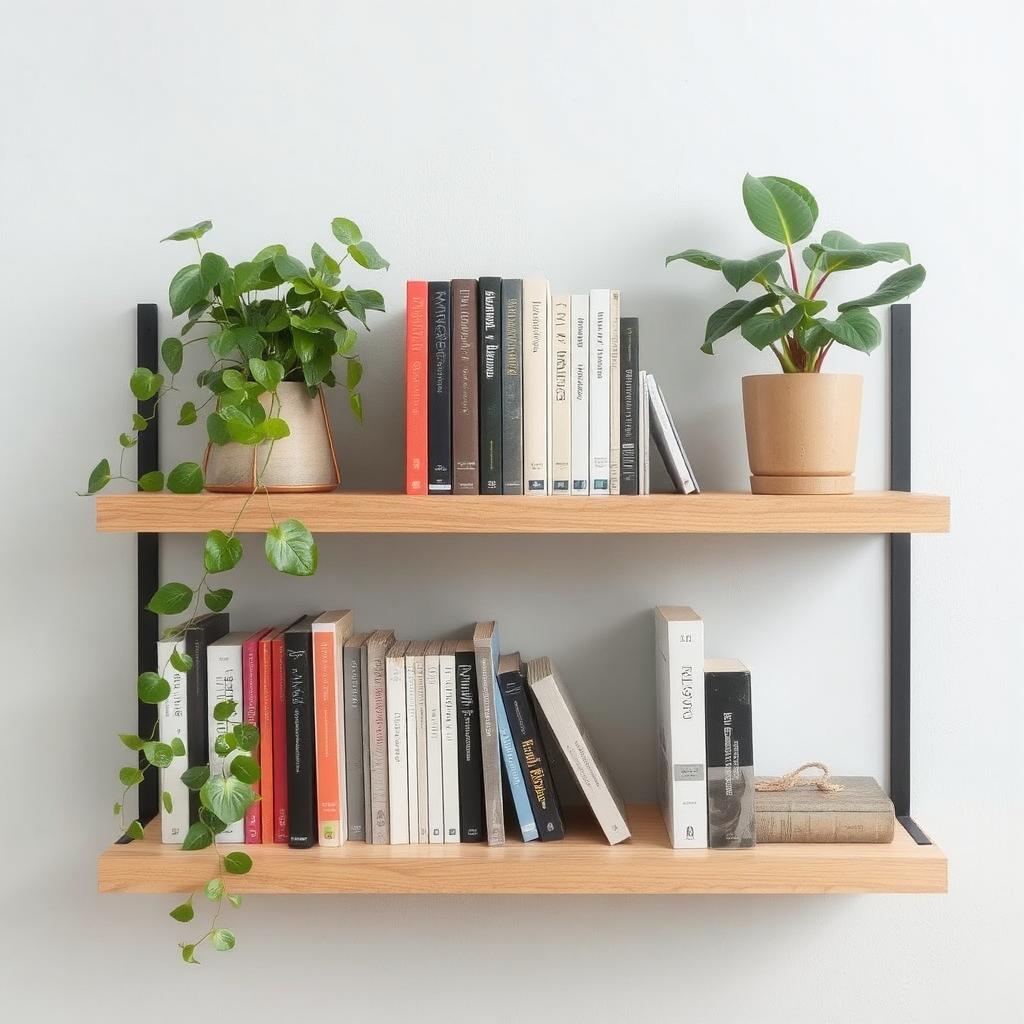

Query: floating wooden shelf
[[97, 805, 946, 895], [95, 490, 950, 535]]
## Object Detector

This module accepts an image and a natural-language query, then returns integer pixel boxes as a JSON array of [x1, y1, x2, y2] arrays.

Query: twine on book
[[755, 762, 844, 793]]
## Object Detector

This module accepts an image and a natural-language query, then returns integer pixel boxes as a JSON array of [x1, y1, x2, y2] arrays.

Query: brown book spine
[[756, 810, 895, 844], [451, 279, 480, 493]]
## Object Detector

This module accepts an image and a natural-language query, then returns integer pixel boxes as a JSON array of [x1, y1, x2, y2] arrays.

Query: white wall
[[2, 1, 1021, 1020]]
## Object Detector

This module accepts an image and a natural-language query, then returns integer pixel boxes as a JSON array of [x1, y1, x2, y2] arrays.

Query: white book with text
[[608, 289, 621, 494], [570, 294, 590, 494], [207, 632, 249, 843], [522, 277, 549, 493], [424, 642, 445, 843], [156, 639, 189, 844], [386, 642, 410, 844], [588, 288, 611, 494], [549, 294, 572, 493], [439, 642, 461, 842]]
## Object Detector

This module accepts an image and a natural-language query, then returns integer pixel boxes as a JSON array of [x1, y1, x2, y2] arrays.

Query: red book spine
[[241, 631, 267, 844], [271, 632, 289, 843], [406, 280, 429, 495], [258, 629, 278, 843]]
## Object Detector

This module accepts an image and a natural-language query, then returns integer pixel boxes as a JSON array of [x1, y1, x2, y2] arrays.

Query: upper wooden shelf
[[98, 805, 946, 895], [95, 491, 949, 535]]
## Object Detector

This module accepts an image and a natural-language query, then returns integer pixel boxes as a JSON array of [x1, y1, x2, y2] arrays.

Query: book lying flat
[[755, 776, 895, 843]]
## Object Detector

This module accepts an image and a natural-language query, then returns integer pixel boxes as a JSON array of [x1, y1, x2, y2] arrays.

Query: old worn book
[[755, 776, 896, 843], [452, 279, 480, 493]]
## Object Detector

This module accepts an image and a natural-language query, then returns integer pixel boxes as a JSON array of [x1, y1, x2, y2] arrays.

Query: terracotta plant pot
[[203, 382, 340, 493], [741, 373, 863, 494]]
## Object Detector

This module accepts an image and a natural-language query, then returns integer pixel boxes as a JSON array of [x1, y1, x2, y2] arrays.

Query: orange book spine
[[258, 629, 279, 843], [406, 280, 429, 494], [313, 627, 342, 845]]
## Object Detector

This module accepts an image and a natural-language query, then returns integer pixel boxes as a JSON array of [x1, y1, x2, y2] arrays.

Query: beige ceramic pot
[[741, 373, 863, 494], [203, 381, 340, 493]]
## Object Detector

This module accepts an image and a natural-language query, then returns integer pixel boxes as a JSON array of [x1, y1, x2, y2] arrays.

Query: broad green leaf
[[311, 242, 341, 275], [233, 260, 261, 293], [199, 807, 228, 834], [214, 733, 237, 756], [177, 401, 197, 426], [206, 878, 225, 901], [169, 897, 194, 922], [144, 741, 174, 769], [342, 287, 368, 327], [204, 587, 233, 612], [167, 461, 203, 494], [119, 733, 144, 751], [169, 264, 209, 317], [347, 240, 389, 270], [230, 755, 260, 783], [162, 220, 212, 242], [813, 308, 882, 353], [301, 352, 332, 388], [211, 928, 236, 952], [721, 249, 785, 290], [170, 648, 192, 673], [741, 174, 818, 244], [170, 736, 187, 757], [138, 470, 164, 492], [266, 519, 318, 576], [346, 358, 363, 390], [739, 305, 805, 350], [86, 459, 111, 494], [216, 325, 265, 361], [181, 821, 214, 850], [146, 581, 193, 615], [770, 282, 829, 316], [273, 251, 308, 282], [233, 722, 259, 752], [181, 943, 199, 964], [224, 851, 253, 875], [806, 231, 912, 272], [180, 765, 210, 790], [132, 413, 148, 431], [260, 417, 290, 441], [130, 367, 163, 401], [138, 671, 171, 703], [219, 404, 260, 445], [355, 288, 385, 312], [249, 357, 284, 392], [227, 894, 243, 908], [665, 249, 723, 270], [126, 819, 145, 840], [119, 766, 145, 787], [221, 368, 246, 392], [331, 217, 362, 244], [292, 328, 318, 363], [200, 775, 255, 825], [337, 327, 357, 355], [837, 264, 926, 311], [119, 432, 137, 449], [161, 337, 183, 374], [701, 293, 778, 353], [207, 412, 230, 445], [204, 530, 242, 574], [162, 791, 173, 814], [200, 252, 229, 287], [213, 699, 237, 722]]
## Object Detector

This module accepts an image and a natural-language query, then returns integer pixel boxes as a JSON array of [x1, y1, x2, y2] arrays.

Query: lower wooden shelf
[[97, 805, 946, 895]]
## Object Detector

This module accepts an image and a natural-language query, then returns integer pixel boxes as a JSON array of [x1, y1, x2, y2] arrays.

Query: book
[[439, 640, 461, 842], [343, 633, 369, 840], [478, 277, 503, 494], [271, 622, 296, 843], [638, 370, 650, 495], [405, 280, 428, 495], [495, 654, 541, 842], [588, 288, 611, 494], [386, 641, 410, 844], [424, 641, 445, 844], [156, 637, 189, 844], [619, 317, 639, 495], [570, 293, 589, 494], [496, 654, 564, 841], [472, 622, 505, 845], [647, 374, 699, 494], [526, 657, 630, 844], [522, 277, 549, 494], [312, 610, 354, 846], [454, 639, 484, 842], [755, 776, 896, 843], [257, 627, 281, 843], [427, 281, 453, 494], [242, 628, 270, 844], [654, 606, 706, 848], [366, 629, 396, 843], [500, 279, 524, 494], [608, 289, 621, 495], [705, 658, 755, 849], [452, 279, 480, 494], [549, 294, 572, 493], [405, 640, 429, 843], [285, 616, 319, 848], [207, 630, 250, 843], [184, 613, 229, 824]]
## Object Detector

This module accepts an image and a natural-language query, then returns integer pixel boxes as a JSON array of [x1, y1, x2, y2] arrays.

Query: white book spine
[[648, 375, 698, 494], [588, 288, 611, 494], [639, 370, 649, 495], [156, 639, 189, 844], [549, 294, 572, 493], [655, 609, 707, 848], [413, 655, 429, 843], [425, 654, 444, 843], [522, 277, 549, 493], [207, 639, 244, 843], [403, 655, 419, 843], [570, 294, 590, 494], [386, 652, 409, 844], [608, 289, 621, 495], [439, 653, 461, 842]]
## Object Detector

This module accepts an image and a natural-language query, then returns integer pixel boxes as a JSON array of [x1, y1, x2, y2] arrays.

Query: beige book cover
[[755, 776, 895, 843], [608, 289, 621, 494], [549, 294, 572, 493], [522, 277, 549, 493]]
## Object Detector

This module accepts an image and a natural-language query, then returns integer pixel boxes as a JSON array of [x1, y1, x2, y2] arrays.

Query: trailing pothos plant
[[666, 174, 926, 372], [84, 216, 388, 963]]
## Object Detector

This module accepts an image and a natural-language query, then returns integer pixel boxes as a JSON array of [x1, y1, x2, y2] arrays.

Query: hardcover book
[[500, 279, 524, 494], [208, 631, 251, 843], [494, 654, 542, 842], [343, 632, 369, 841], [549, 294, 572, 493], [705, 658, 755, 849], [472, 622, 505, 845], [405, 280, 428, 495], [452, 279, 480, 494], [427, 282, 453, 493], [608, 289, 621, 494], [755, 776, 896, 843], [439, 640, 461, 842], [271, 621, 298, 843], [647, 374, 699, 494], [184, 612, 229, 825], [526, 657, 631, 845], [156, 638, 189, 844], [386, 641, 410, 844], [588, 288, 611, 494], [655, 606, 707, 848], [424, 641, 445, 844], [257, 627, 282, 843], [619, 317, 639, 495], [478, 277, 503, 494], [405, 640, 429, 843], [522, 277, 549, 494], [285, 616, 319, 848], [242, 628, 270, 844], [570, 293, 590, 494], [454, 639, 484, 842], [366, 629, 396, 843], [638, 370, 650, 495]]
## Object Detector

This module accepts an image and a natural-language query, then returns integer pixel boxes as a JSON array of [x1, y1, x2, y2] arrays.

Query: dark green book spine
[[619, 317, 639, 495]]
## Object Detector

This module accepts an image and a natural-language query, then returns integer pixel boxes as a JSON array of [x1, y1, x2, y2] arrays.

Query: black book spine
[[285, 627, 317, 848], [184, 614, 229, 824], [478, 277, 503, 494], [705, 666, 756, 849], [619, 317, 639, 495], [500, 279, 524, 494], [455, 650, 484, 841], [427, 282, 452, 493], [498, 669, 565, 840]]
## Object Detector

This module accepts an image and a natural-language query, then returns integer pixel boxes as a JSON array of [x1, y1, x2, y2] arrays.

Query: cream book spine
[[549, 293, 572, 493], [156, 639, 189, 844], [588, 288, 611, 494], [639, 371, 650, 495], [570, 294, 590, 494], [608, 288, 621, 495], [522, 277, 549, 494], [439, 641, 461, 842], [424, 642, 445, 844], [207, 632, 248, 843], [386, 642, 409, 844], [405, 643, 429, 844]]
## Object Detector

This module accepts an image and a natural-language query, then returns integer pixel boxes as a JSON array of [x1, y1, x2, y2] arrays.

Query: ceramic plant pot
[[741, 373, 863, 494], [203, 382, 340, 493]]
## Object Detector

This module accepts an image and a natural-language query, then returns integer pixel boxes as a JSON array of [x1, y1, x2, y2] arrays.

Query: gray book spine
[[473, 626, 505, 845], [501, 279, 524, 494], [360, 644, 372, 841], [343, 638, 366, 841], [367, 632, 394, 844]]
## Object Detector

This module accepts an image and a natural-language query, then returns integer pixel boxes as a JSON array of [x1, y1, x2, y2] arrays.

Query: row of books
[[404, 279, 698, 497], [156, 613, 630, 848]]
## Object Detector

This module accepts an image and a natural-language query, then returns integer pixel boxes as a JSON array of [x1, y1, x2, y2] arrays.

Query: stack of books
[[405, 279, 698, 497], [157, 614, 630, 848]]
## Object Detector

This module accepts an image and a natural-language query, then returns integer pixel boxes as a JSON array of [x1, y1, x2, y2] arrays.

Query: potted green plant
[[667, 174, 925, 494]]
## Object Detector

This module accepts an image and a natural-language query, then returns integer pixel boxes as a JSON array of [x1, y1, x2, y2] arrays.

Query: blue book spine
[[493, 664, 539, 843]]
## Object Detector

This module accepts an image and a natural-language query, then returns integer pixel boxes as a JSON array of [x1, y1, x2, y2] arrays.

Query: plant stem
[[810, 269, 832, 300], [786, 244, 799, 291]]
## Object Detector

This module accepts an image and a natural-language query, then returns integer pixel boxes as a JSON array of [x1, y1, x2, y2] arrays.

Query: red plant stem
[[810, 269, 832, 300], [786, 245, 799, 291], [814, 340, 833, 371]]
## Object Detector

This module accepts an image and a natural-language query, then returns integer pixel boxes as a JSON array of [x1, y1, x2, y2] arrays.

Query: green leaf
[[337, 327, 357, 355], [346, 359, 363, 390], [180, 943, 199, 965], [162, 790, 173, 814], [86, 459, 111, 494], [301, 352, 332, 388], [739, 305, 805, 350], [291, 328, 318, 364], [701, 293, 779, 353], [144, 741, 174, 769], [260, 417, 290, 441], [130, 367, 163, 401], [215, 325, 265, 361], [721, 249, 786, 290], [119, 432, 137, 449], [204, 587, 233, 612], [138, 470, 164, 492], [219, 404, 261, 445], [266, 519, 318, 576], [837, 264, 926, 311], [349, 391, 363, 423], [180, 765, 210, 791], [206, 878, 225, 901], [230, 755, 260, 783], [170, 736, 187, 757], [249, 357, 284, 392], [741, 174, 818, 245], [806, 231, 912, 273], [665, 249, 724, 270], [813, 308, 883, 353], [181, 821, 214, 851], [769, 282, 828, 316], [199, 807, 228, 834], [311, 242, 341, 275], [223, 851, 253, 875], [221, 368, 246, 392], [167, 461, 204, 494], [200, 252, 229, 287], [206, 412, 231, 446], [213, 699, 237, 722], [162, 220, 212, 242], [331, 217, 363, 244], [126, 819, 145, 840], [273, 251, 309, 282], [342, 287, 368, 327], [204, 530, 242, 574], [213, 733, 236, 756], [211, 928, 236, 952], [170, 649, 192, 674], [227, 893, 243, 908], [132, 413, 148, 431], [137, 671, 171, 703], [200, 775, 255, 825], [347, 240, 389, 270], [161, 337, 184, 374], [355, 288, 385, 312], [146, 581, 193, 615], [119, 766, 145, 787], [169, 265, 209, 317], [119, 733, 144, 751], [169, 897, 194, 922], [233, 722, 259, 752], [177, 401, 197, 426]]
